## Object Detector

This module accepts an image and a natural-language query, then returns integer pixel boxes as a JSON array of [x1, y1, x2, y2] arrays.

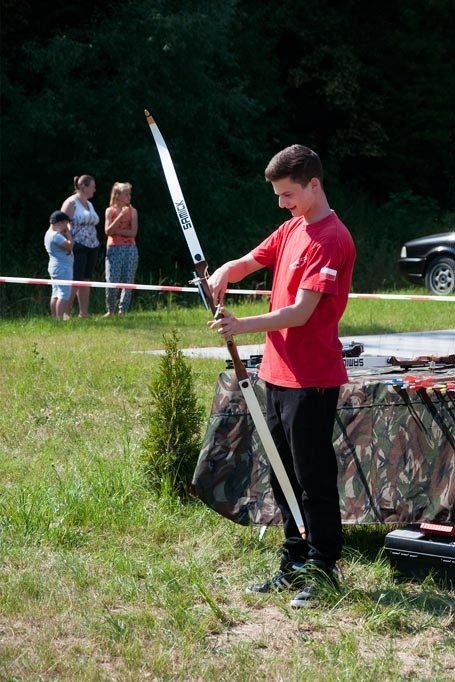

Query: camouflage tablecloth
[[192, 369, 455, 526]]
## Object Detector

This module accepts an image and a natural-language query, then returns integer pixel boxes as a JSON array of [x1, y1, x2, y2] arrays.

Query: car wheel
[[424, 257, 455, 295]]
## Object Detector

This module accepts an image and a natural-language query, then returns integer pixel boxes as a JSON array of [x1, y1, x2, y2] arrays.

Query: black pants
[[266, 383, 342, 566], [73, 244, 99, 280]]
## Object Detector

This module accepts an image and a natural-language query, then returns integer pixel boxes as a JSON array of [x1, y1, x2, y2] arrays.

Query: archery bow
[[144, 109, 304, 535]]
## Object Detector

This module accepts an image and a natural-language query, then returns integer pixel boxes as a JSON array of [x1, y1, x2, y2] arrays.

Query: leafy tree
[[1, 0, 454, 312], [233, 0, 455, 206], [0, 0, 271, 293]]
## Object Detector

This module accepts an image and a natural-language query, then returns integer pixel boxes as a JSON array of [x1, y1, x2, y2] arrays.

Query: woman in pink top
[[103, 182, 139, 316]]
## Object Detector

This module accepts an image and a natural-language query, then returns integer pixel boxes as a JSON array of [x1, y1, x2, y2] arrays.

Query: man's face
[[271, 177, 316, 217]]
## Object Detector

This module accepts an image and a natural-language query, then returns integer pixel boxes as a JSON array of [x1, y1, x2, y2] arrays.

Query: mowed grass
[[1, 293, 454, 681]]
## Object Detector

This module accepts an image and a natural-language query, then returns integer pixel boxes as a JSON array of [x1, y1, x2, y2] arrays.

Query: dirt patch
[[207, 599, 455, 678]]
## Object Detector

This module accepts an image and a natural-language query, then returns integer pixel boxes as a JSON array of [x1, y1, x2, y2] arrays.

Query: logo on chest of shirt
[[289, 256, 307, 269]]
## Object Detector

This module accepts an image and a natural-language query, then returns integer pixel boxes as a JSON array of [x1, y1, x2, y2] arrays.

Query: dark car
[[399, 231, 455, 295]]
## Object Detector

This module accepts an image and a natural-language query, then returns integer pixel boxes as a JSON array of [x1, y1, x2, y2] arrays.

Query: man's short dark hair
[[265, 144, 323, 186]]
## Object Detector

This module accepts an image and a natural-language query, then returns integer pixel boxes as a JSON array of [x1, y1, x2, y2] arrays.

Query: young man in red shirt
[[208, 144, 356, 608]]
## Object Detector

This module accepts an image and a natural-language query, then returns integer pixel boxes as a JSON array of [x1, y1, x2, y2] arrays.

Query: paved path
[[140, 329, 454, 360]]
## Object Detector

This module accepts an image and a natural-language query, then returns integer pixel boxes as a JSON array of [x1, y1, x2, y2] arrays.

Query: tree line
[[1, 0, 454, 314]]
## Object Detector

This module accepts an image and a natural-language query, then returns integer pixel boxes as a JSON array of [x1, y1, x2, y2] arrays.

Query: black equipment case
[[384, 524, 455, 588]]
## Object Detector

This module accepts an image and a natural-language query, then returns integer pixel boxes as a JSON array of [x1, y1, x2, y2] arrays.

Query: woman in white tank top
[[61, 174, 100, 317]]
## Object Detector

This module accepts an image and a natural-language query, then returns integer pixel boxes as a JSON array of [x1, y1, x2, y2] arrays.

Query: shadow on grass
[[340, 524, 455, 624], [343, 523, 391, 561], [364, 581, 455, 624]]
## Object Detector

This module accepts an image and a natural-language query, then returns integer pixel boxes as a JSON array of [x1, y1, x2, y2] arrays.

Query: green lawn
[[0, 295, 454, 681]]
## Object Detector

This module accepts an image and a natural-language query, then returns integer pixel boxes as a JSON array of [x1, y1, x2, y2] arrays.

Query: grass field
[[1, 294, 454, 681]]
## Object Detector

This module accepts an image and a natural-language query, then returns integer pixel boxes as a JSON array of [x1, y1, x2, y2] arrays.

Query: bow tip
[[144, 109, 154, 124]]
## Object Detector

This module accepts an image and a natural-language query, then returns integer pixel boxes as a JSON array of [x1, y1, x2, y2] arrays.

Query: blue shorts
[[48, 264, 72, 300]]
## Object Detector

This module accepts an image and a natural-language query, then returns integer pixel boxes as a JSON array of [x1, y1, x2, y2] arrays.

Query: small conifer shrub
[[143, 331, 204, 498]]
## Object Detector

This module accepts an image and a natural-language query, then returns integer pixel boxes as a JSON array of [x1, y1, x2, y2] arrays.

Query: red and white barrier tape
[[346, 292, 454, 302], [0, 276, 454, 302], [0, 276, 196, 293]]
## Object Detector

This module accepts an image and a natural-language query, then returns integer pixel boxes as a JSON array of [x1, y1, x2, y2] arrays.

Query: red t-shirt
[[251, 211, 356, 388]]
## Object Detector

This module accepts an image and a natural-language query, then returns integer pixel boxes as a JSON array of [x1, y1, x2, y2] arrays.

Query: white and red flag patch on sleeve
[[320, 266, 337, 281]]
